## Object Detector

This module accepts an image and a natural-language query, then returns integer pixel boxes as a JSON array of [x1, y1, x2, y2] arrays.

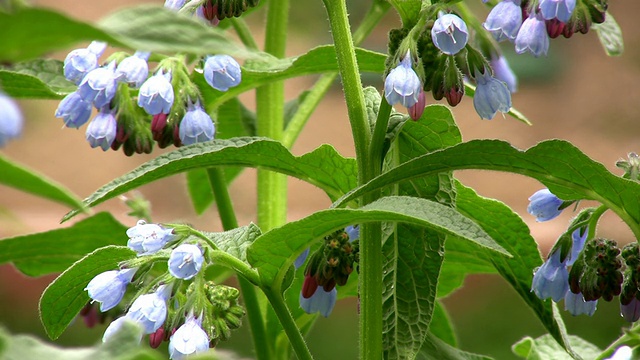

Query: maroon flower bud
[[409, 90, 426, 121], [546, 19, 565, 39], [151, 113, 168, 141], [444, 87, 463, 107], [301, 274, 319, 299], [149, 327, 165, 349], [80, 303, 99, 328], [323, 278, 337, 292]]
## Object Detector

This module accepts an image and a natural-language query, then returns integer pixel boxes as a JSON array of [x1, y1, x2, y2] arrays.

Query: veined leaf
[[0, 154, 84, 210], [203, 224, 261, 263], [62, 137, 357, 222], [39, 246, 136, 340], [0, 212, 127, 277], [247, 196, 509, 291], [512, 334, 601, 360], [593, 13, 624, 57], [0, 59, 75, 99]]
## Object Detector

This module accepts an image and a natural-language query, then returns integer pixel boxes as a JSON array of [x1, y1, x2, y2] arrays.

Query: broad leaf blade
[[0, 59, 75, 99], [204, 224, 261, 263], [63, 138, 357, 222], [437, 235, 496, 298], [0, 154, 84, 210], [0, 212, 127, 277], [39, 246, 136, 340], [593, 13, 624, 57], [247, 196, 509, 290], [417, 332, 493, 360], [512, 334, 601, 360]]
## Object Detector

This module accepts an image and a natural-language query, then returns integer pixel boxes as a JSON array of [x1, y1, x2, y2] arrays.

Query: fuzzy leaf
[[0, 59, 75, 99], [593, 13, 624, 57], [203, 224, 262, 263], [512, 334, 601, 360]]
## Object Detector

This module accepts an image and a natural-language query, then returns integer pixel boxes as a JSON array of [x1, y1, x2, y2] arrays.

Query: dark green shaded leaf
[[512, 334, 601, 360], [429, 302, 458, 347], [247, 196, 508, 290], [417, 332, 493, 360], [0, 212, 127, 277], [387, 0, 422, 27], [593, 13, 624, 57], [437, 236, 496, 298], [63, 137, 357, 222], [0, 60, 75, 99], [0, 154, 84, 209], [39, 246, 136, 339]]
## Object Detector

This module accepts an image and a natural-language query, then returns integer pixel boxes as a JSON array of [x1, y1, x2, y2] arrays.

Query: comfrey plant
[[0, 0, 636, 359]]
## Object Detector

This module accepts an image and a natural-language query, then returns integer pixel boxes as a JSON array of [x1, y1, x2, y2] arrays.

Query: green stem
[[264, 288, 314, 360], [230, 17, 259, 51], [206, 168, 272, 360], [282, 0, 390, 149], [321, 0, 383, 358], [368, 97, 392, 173]]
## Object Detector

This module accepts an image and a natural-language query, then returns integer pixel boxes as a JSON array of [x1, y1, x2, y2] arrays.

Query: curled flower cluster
[[83, 220, 245, 358]]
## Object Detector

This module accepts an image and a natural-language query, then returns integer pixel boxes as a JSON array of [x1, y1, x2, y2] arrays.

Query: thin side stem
[[264, 288, 315, 360], [206, 168, 272, 360]]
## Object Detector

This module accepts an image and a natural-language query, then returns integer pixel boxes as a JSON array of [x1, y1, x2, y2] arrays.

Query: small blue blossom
[[78, 61, 118, 108], [345, 225, 360, 241], [0, 92, 23, 147], [116, 51, 150, 88], [85, 107, 117, 151], [299, 286, 337, 317], [102, 316, 144, 343], [168, 244, 204, 280], [515, 13, 550, 57], [605, 346, 633, 360], [85, 268, 137, 312], [204, 55, 242, 92], [294, 248, 310, 269], [490, 56, 518, 93], [384, 51, 422, 108], [431, 13, 469, 55], [63, 41, 107, 85], [55, 91, 93, 129], [567, 227, 587, 266], [164, 0, 186, 10], [168, 315, 210, 359], [138, 70, 175, 115], [527, 189, 564, 222], [621, 298, 640, 323], [127, 220, 176, 255], [472, 71, 512, 120], [564, 291, 597, 316], [178, 103, 215, 145], [483, 0, 523, 42], [539, 0, 576, 23], [531, 250, 569, 302], [126, 284, 172, 334]]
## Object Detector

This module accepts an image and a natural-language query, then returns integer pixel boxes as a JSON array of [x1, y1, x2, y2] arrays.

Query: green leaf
[[39, 246, 136, 340], [247, 196, 509, 290], [193, 45, 386, 109], [387, 0, 422, 27], [429, 302, 458, 347], [0, 212, 127, 277], [593, 13, 624, 57], [0, 154, 84, 209], [0, 59, 75, 99], [332, 139, 640, 240], [0, 8, 116, 63], [186, 169, 215, 215], [98, 5, 252, 58], [62, 137, 357, 222], [437, 236, 496, 298], [417, 332, 493, 360], [512, 334, 601, 360], [204, 224, 262, 263]]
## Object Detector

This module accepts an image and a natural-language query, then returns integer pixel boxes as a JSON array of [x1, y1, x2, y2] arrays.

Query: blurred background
[[1, 0, 640, 358]]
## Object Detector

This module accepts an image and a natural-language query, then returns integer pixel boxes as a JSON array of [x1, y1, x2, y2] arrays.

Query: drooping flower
[[85, 268, 137, 311], [116, 51, 151, 88], [384, 51, 422, 108], [63, 41, 107, 85], [85, 107, 117, 151], [621, 298, 640, 323], [527, 189, 564, 222], [472, 70, 512, 119], [168, 244, 204, 280], [168, 315, 210, 359], [490, 56, 518, 93], [55, 91, 93, 129], [567, 227, 587, 266], [126, 284, 172, 334], [127, 220, 176, 255], [515, 13, 550, 57], [483, 0, 523, 42], [299, 284, 337, 318], [531, 250, 569, 302], [138, 70, 175, 115], [77, 61, 118, 108], [204, 55, 242, 91], [564, 290, 597, 316], [178, 103, 215, 146], [0, 92, 23, 147], [431, 13, 469, 55], [539, 0, 576, 23]]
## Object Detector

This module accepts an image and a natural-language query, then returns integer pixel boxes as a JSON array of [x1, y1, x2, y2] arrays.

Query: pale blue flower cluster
[[472, 70, 512, 120], [85, 268, 137, 311], [168, 244, 204, 280], [204, 55, 242, 92], [527, 188, 564, 222], [431, 13, 469, 55], [384, 51, 422, 109], [179, 103, 216, 146], [127, 220, 176, 255], [0, 92, 24, 147], [168, 314, 210, 359]]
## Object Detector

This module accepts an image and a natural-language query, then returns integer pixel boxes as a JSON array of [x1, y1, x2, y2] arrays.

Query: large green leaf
[[0, 59, 75, 99], [437, 236, 496, 298], [512, 334, 602, 360], [417, 332, 493, 360], [62, 137, 357, 222], [593, 13, 624, 57], [247, 196, 509, 291], [0, 212, 127, 277], [332, 139, 640, 239], [0, 154, 84, 209], [387, 0, 422, 27], [39, 246, 136, 340]]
